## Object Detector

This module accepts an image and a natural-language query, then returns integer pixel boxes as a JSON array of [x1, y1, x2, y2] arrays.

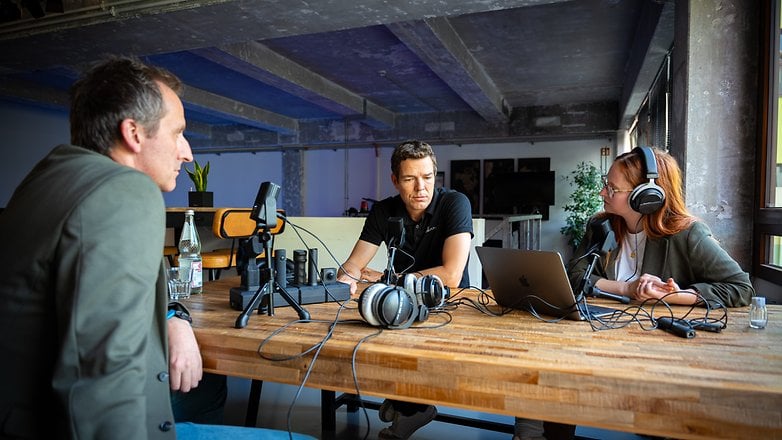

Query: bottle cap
[[185, 209, 194, 215], [752, 296, 766, 308]]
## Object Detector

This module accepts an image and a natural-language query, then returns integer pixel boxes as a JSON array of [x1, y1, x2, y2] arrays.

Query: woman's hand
[[630, 275, 697, 304], [631, 274, 675, 301]]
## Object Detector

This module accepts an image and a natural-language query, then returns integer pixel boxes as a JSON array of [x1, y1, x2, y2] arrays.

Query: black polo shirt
[[358, 187, 473, 287]]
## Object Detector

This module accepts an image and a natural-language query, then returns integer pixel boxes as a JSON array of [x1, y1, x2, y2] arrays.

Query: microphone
[[657, 317, 696, 339], [588, 218, 617, 256], [589, 285, 631, 304], [578, 221, 627, 304], [387, 217, 404, 248], [385, 217, 404, 284]]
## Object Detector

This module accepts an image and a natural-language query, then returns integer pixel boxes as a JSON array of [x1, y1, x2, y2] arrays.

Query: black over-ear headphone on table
[[358, 274, 449, 329], [399, 273, 449, 309], [629, 146, 666, 215]]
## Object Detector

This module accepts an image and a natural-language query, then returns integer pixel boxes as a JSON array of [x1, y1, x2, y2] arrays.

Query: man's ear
[[119, 118, 143, 153], [391, 172, 398, 187]]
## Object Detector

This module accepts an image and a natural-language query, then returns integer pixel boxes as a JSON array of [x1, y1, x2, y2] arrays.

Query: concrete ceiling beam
[[195, 42, 395, 129], [388, 18, 509, 125]]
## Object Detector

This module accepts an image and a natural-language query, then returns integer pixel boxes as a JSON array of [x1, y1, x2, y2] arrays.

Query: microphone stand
[[575, 218, 630, 305], [384, 237, 398, 285], [578, 253, 631, 304], [235, 224, 310, 329]]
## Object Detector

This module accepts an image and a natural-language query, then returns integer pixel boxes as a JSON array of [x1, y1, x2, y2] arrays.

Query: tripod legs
[[235, 275, 311, 329]]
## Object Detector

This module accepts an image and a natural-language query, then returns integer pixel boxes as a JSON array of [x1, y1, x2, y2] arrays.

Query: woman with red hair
[[568, 146, 754, 307]]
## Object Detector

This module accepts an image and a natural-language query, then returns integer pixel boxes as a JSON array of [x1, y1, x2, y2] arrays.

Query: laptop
[[475, 246, 618, 321]]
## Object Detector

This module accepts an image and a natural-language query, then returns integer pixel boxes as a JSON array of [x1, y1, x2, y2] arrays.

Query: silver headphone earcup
[[416, 274, 445, 308], [358, 283, 385, 327]]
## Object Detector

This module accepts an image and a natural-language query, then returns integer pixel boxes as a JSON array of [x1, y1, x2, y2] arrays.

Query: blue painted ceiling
[[0, 0, 673, 152]]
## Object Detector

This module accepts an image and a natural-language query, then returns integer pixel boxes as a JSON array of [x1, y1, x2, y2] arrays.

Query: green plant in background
[[185, 160, 210, 192], [560, 161, 603, 250]]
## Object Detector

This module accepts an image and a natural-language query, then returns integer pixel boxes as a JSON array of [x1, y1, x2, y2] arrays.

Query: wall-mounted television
[[484, 170, 555, 216]]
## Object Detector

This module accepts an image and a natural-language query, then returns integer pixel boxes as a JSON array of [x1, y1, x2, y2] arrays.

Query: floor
[[222, 377, 647, 440]]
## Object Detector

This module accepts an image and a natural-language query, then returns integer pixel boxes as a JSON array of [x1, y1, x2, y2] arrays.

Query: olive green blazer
[[0, 145, 176, 439], [568, 217, 754, 308]]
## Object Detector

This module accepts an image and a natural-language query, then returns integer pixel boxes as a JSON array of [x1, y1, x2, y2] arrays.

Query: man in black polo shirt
[[337, 140, 473, 439]]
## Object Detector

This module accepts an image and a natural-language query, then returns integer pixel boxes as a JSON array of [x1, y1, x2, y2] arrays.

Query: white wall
[[274, 216, 485, 288]]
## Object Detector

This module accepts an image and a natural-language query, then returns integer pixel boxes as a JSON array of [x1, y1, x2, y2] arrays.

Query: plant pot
[[188, 191, 213, 207]]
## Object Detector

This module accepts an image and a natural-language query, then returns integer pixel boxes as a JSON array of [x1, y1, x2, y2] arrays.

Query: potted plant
[[560, 161, 603, 250], [186, 160, 213, 207]]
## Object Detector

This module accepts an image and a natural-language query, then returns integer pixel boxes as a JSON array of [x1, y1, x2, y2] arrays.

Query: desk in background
[[185, 277, 782, 439]]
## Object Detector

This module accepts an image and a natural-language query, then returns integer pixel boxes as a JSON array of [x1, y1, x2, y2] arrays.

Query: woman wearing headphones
[[515, 147, 755, 440], [568, 146, 754, 308]]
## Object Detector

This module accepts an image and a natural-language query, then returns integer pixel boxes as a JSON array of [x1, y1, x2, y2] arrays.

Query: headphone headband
[[628, 146, 665, 215], [634, 146, 659, 179]]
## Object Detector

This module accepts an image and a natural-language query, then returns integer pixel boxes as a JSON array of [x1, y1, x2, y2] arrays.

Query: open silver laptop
[[475, 246, 617, 321]]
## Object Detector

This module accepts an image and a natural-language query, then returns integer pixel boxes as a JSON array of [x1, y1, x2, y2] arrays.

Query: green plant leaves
[[185, 160, 210, 192], [560, 161, 603, 250]]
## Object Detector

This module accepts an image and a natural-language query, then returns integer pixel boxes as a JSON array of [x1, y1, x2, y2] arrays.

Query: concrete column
[[281, 149, 303, 216], [670, 0, 759, 269]]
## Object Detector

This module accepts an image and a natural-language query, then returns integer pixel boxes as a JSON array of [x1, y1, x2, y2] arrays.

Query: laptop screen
[[476, 246, 598, 320]]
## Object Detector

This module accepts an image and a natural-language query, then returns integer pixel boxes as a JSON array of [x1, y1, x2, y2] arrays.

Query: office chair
[[163, 246, 178, 267], [201, 207, 286, 281]]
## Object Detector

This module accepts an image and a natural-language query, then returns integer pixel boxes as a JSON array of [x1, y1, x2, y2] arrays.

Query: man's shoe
[[378, 399, 396, 423], [513, 417, 545, 440], [378, 405, 437, 440]]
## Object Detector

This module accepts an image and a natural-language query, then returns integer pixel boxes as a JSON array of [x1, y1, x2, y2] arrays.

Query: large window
[[755, 0, 782, 284]]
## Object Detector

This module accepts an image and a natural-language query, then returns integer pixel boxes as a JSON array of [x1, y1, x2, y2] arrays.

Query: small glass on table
[[167, 266, 192, 300]]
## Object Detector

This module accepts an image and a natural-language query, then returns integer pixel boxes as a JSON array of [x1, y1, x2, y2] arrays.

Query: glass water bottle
[[178, 209, 203, 294], [749, 296, 768, 329]]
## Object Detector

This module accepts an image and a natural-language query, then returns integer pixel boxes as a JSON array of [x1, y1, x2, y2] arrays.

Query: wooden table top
[[184, 276, 782, 439]]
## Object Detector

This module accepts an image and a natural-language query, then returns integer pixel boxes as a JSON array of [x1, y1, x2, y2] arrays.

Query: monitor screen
[[484, 171, 555, 214]]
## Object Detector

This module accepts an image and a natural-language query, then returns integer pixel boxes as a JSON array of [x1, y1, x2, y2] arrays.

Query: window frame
[[754, 0, 782, 285]]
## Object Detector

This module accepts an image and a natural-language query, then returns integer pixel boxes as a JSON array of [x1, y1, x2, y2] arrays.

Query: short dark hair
[[69, 56, 182, 155], [390, 140, 437, 177]]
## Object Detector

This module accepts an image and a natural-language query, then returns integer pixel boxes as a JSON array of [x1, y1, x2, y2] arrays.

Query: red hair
[[609, 148, 696, 240]]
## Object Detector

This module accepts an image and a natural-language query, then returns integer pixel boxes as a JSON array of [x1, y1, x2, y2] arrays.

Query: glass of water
[[167, 266, 192, 300]]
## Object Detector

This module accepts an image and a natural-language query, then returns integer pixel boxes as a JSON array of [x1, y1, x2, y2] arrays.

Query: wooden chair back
[[212, 208, 286, 239]]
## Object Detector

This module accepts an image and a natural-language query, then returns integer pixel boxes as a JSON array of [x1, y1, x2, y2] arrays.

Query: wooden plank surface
[[185, 276, 782, 439]]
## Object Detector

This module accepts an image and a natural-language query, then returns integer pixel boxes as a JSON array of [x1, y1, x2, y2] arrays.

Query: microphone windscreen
[[590, 218, 617, 255], [387, 217, 404, 247]]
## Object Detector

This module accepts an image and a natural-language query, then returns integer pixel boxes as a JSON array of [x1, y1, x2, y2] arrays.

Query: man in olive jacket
[[0, 58, 197, 439]]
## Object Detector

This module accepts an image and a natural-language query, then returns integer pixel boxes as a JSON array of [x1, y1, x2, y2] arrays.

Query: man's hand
[[167, 317, 203, 392], [337, 266, 360, 295]]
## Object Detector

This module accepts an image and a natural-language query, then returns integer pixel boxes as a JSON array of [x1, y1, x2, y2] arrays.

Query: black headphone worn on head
[[357, 273, 448, 329], [629, 146, 666, 215]]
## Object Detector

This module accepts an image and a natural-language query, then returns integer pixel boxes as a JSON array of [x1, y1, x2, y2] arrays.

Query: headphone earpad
[[629, 146, 666, 215], [416, 274, 446, 308], [358, 283, 386, 327], [629, 182, 665, 215], [374, 286, 417, 328], [401, 273, 417, 295]]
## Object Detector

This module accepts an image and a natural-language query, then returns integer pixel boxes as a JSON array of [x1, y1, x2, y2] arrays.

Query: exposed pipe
[[190, 132, 616, 154]]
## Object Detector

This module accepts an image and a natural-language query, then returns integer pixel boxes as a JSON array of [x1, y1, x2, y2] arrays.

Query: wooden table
[[185, 276, 782, 439]]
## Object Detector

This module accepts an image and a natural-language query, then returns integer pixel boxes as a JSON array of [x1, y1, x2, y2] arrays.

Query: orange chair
[[201, 208, 285, 281], [163, 246, 178, 266]]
